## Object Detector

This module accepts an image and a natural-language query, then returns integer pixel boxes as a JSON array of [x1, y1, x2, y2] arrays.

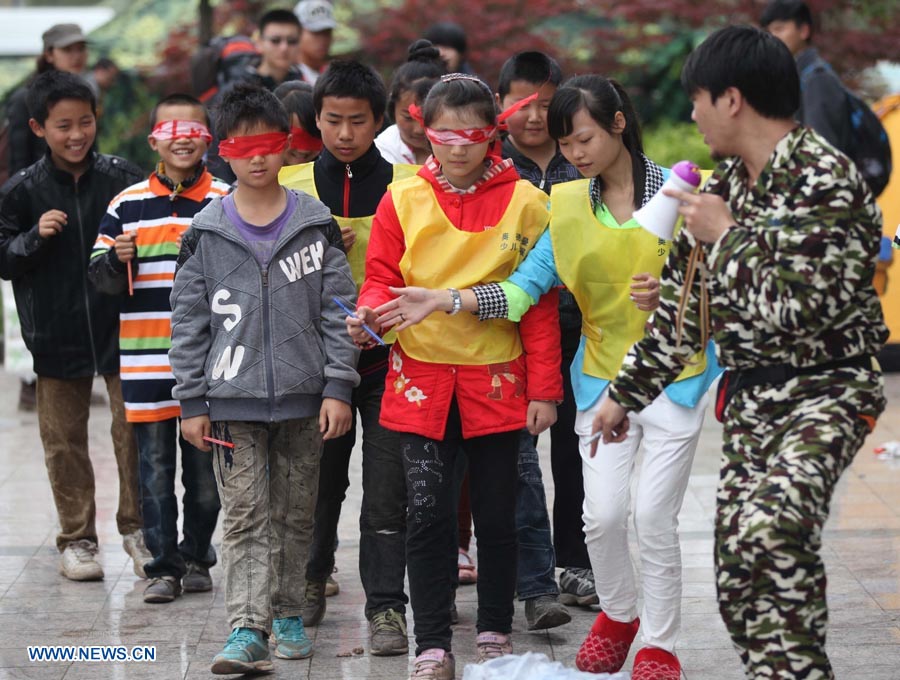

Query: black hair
[[386, 40, 447, 123], [422, 22, 467, 55], [276, 81, 320, 138], [214, 82, 289, 139], [497, 51, 562, 100], [313, 59, 387, 121], [92, 57, 117, 71], [548, 74, 646, 208], [258, 8, 301, 34], [422, 74, 496, 128], [26, 69, 96, 125], [760, 0, 813, 35], [150, 92, 209, 129], [681, 25, 800, 120]]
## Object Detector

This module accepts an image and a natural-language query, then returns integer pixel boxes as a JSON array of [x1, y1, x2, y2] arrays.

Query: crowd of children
[[0, 6, 888, 680]]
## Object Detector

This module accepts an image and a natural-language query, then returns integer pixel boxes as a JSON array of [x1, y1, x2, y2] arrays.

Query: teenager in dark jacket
[[0, 70, 149, 582]]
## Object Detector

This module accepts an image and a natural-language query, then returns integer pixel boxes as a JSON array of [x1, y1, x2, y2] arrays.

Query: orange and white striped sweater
[[89, 171, 230, 422]]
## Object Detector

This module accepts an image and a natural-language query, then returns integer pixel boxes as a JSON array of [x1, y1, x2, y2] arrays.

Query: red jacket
[[360, 162, 562, 439]]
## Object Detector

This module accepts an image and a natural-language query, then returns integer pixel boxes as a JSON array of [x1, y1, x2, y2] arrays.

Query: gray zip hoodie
[[170, 190, 360, 422]]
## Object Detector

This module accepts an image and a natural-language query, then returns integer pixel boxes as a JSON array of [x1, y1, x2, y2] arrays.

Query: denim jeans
[[516, 429, 559, 600], [211, 417, 321, 633], [134, 418, 220, 579], [402, 399, 519, 654], [306, 353, 408, 618]]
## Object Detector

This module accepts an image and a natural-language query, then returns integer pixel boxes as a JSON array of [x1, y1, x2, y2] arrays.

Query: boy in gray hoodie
[[169, 83, 359, 675]]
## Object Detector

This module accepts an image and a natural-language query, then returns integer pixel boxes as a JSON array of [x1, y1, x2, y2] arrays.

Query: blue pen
[[333, 297, 386, 346]]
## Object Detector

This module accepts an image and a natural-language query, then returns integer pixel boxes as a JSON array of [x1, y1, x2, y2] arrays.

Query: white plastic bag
[[462, 652, 630, 680]]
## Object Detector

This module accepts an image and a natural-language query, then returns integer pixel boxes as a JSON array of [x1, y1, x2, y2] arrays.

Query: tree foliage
[[356, 0, 900, 124]]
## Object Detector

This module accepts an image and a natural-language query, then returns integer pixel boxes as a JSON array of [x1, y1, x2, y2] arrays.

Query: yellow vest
[[549, 179, 706, 382], [279, 162, 418, 289], [393, 175, 550, 365]]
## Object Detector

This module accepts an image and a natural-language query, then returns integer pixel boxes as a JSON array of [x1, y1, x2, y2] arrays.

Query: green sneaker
[[272, 616, 314, 659], [211, 628, 274, 675]]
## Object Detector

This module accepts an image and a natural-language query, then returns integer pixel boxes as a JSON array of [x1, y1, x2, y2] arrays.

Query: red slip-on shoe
[[632, 647, 681, 680], [575, 611, 640, 674]]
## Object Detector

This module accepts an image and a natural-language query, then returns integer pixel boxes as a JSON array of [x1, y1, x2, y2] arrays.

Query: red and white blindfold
[[218, 132, 289, 159], [408, 92, 539, 147], [150, 120, 212, 143]]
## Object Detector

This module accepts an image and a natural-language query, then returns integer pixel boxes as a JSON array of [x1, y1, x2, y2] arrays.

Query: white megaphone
[[633, 160, 703, 240]]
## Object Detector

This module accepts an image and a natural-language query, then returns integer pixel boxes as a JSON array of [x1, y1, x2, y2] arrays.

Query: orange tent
[[876, 94, 900, 370]]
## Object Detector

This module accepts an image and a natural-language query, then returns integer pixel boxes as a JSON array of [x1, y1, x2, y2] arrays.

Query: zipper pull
[[262, 269, 268, 287], [346, 163, 353, 179], [539, 176, 546, 190]]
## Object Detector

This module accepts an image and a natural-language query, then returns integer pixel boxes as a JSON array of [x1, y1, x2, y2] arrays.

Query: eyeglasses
[[265, 36, 300, 46]]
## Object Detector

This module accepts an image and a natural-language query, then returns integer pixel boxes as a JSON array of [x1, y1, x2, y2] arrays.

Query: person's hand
[[320, 397, 352, 440], [589, 398, 629, 456], [374, 286, 447, 331], [114, 232, 136, 262], [346, 305, 382, 348], [526, 400, 557, 435], [663, 189, 735, 244], [38, 210, 67, 239], [181, 415, 212, 452], [341, 225, 357, 252], [630, 273, 659, 312]]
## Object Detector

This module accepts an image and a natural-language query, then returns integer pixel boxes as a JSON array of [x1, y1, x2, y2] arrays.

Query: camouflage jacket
[[610, 126, 888, 411]]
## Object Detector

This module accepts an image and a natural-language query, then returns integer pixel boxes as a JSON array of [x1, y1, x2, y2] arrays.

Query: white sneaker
[[122, 530, 152, 579], [60, 540, 104, 581]]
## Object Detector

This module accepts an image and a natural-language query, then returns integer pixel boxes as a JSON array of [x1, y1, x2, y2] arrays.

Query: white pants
[[575, 388, 708, 652]]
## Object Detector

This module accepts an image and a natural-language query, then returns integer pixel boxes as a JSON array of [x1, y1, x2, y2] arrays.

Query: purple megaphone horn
[[633, 161, 703, 240]]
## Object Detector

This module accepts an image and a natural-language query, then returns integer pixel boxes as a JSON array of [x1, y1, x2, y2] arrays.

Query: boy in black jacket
[[0, 70, 149, 582], [279, 59, 415, 656]]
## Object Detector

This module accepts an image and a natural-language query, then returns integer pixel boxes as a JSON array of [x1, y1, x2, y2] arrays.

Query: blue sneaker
[[211, 627, 274, 675], [272, 616, 314, 659]]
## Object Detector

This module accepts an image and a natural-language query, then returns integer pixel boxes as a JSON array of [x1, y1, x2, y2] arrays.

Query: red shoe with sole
[[574, 612, 640, 674], [631, 647, 681, 680]]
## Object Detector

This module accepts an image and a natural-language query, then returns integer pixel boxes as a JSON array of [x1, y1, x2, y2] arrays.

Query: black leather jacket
[[0, 152, 144, 378]]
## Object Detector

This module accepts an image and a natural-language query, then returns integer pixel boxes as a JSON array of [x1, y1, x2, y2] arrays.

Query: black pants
[[306, 348, 408, 618], [401, 399, 519, 654], [550, 333, 591, 569]]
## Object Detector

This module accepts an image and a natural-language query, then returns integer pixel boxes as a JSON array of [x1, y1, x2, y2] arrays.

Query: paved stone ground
[[0, 368, 899, 679]]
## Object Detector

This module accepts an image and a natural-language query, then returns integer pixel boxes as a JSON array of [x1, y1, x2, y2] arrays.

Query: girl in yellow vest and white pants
[[370, 75, 721, 680]]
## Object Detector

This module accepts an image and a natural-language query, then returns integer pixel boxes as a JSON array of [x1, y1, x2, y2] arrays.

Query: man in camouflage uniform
[[593, 26, 887, 680]]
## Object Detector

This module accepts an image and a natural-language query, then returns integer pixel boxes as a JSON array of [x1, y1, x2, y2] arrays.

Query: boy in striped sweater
[[88, 93, 229, 604]]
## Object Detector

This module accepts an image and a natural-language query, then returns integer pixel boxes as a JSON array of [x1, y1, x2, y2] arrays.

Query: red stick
[[202, 435, 234, 449], [126, 260, 133, 296]]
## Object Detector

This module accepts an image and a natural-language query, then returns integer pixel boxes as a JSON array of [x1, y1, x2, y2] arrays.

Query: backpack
[[801, 61, 892, 197], [190, 35, 259, 103]]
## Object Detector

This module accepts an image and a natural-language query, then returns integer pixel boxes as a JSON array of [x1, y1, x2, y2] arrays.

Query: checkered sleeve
[[472, 283, 509, 321]]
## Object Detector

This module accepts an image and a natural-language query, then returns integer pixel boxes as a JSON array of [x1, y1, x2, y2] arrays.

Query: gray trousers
[[210, 417, 322, 634]]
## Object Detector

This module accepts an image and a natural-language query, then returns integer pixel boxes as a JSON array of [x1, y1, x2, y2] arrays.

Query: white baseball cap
[[295, 0, 337, 32]]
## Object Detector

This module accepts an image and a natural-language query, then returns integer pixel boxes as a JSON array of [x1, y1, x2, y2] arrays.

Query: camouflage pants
[[210, 417, 322, 634], [715, 366, 884, 679]]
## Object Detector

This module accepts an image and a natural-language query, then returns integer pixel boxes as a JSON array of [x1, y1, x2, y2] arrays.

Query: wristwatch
[[447, 288, 462, 315]]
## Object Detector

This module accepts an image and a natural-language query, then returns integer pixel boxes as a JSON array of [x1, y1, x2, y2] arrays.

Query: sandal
[[458, 548, 477, 585]]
